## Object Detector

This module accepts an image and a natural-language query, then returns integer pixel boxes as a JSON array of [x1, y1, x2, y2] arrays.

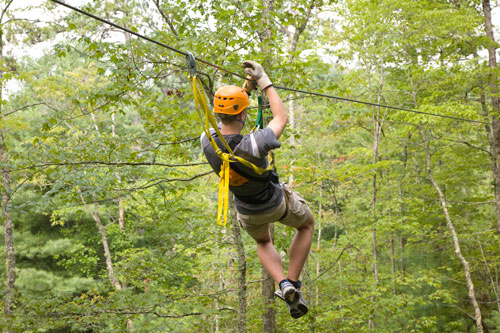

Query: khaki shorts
[[237, 183, 311, 240]]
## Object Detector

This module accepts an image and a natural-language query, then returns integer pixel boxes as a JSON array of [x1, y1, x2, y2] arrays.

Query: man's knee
[[297, 210, 314, 232], [251, 225, 272, 243]]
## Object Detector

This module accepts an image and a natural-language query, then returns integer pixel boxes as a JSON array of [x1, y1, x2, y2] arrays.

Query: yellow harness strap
[[190, 76, 274, 226], [218, 155, 230, 226]]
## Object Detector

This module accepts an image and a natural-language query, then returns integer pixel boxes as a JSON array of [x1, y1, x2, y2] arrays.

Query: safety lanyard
[[251, 95, 264, 132]]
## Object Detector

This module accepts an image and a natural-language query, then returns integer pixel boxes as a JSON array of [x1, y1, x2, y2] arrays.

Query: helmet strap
[[236, 110, 246, 129], [235, 117, 246, 128]]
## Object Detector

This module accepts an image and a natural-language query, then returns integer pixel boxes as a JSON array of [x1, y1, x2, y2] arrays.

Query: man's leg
[[287, 209, 315, 281], [253, 225, 287, 284], [273, 211, 313, 319]]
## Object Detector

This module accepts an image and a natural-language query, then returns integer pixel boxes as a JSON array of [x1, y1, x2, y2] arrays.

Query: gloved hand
[[242, 60, 272, 90], [242, 75, 256, 95]]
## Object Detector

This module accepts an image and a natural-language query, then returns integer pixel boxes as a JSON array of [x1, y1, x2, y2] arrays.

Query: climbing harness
[[186, 53, 274, 226]]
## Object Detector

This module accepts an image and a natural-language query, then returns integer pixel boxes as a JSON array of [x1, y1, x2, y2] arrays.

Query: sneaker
[[274, 282, 309, 319], [278, 280, 297, 303], [274, 288, 286, 301]]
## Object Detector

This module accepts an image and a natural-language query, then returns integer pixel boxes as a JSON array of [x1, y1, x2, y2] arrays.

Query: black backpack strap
[[212, 133, 272, 183]]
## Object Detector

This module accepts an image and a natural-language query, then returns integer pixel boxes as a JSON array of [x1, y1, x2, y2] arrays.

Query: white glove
[[242, 60, 272, 90]]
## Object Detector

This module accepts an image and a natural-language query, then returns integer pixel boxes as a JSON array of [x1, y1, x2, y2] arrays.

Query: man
[[201, 60, 315, 319]]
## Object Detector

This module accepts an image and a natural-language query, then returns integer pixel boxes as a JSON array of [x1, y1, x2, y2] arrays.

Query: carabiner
[[186, 52, 197, 78]]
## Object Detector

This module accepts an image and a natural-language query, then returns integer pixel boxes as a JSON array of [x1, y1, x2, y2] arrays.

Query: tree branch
[[234, 0, 251, 18], [1, 102, 46, 118], [70, 171, 213, 205], [8, 161, 208, 172], [312, 243, 351, 282], [4, 18, 41, 25], [440, 137, 491, 155], [287, 0, 316, 63], [153, 0, 178, 36], [0, 0, 14, 24], [122, 171, 213, 192], [48, 309, 203, 318]]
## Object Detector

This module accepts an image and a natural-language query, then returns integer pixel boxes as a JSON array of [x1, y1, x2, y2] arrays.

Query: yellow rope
[[190, 76, 273, 226]]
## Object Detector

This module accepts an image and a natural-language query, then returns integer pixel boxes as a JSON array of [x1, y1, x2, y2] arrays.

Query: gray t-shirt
[[201, 126, 284, 215]]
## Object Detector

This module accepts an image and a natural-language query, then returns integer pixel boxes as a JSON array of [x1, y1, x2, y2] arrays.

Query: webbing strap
[[251, 95, 264, 132], [190, 76, 274, 226], [218, 157, 230, 226]]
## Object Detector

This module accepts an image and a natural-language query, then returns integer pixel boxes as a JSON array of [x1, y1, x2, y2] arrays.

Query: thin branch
[[4, 165, 51, 204], [122, 171, 213, 192], [234, 0, 251, 18], [442, 304, 476, 321], [152, 0, 178, 36], [8, 161, 208, 172], [72, 171, 213, 205], [0, 0, 14, 24], [286, 0, 316, 63], [4, 18, 41, 25], [439, 137, 491, 155], [49, 305, 239, 319], [150, 137, 199, 146], [312, 243, 351, 282], [1, 102, 46, 118], [48, 310, 203, 319]]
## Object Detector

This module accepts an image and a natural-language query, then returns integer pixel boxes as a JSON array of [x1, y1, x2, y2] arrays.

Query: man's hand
[[242, 75, 256, 95], [242, 60, 272, 90]]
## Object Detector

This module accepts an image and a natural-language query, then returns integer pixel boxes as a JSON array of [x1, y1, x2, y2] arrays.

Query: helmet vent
[[213, 85, 249, 115]]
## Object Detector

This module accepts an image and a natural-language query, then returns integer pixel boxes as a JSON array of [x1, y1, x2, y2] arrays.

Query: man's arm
[[242, 60, 288, 139], [264, 86, 288, 139]]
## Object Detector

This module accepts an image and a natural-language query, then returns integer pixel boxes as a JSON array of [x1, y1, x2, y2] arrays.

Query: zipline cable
[[50, 0, 490, 126], [272, 85, 488, 124], [50, 0, 248, 81]]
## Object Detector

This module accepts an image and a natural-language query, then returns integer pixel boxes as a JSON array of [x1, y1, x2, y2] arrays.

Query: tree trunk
[[80, 195, 122, 291], [387, 170, 396, 295], [231, 198, 247, 333], [212, 231, 224, 333], [260, 1, 276, 330], [481, 0, 500, 234], [288, 97, 295, 186], [0, 15, 15, 331], [399, 134, 409, 280], [111, 112, 125, 230], [284, 0, 314, 186], [262, 225, 276, 333], [477, 240, 500, 312], [1, 132, 14, 332], [315, 184, 322, 307], [369, 79, 385, 329], [89, 106, 132, 329], [421, 129, 483, 333]]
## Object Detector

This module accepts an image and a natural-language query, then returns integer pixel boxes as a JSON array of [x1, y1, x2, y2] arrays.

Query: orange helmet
[[213, 85, 249, 115]]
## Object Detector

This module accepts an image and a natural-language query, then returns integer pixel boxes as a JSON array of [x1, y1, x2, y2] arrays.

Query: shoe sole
[[290, 302, 308, 318], [275, 289, 309, 319], [283, 289, 297, 304]]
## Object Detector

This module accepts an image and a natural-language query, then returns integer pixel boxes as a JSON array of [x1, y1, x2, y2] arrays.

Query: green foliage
[[1, 0, 500, 331]]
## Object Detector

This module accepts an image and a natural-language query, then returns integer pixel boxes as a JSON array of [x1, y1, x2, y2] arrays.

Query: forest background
[[1, 0, 500, 332]]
